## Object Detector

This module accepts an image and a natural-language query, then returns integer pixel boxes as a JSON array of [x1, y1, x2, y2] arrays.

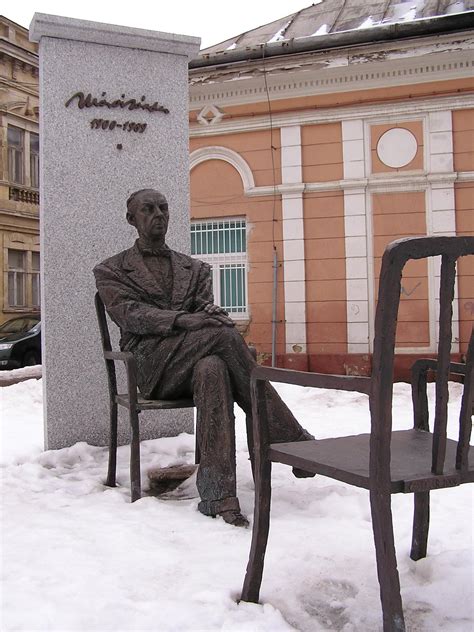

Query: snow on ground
[[1, 377, 473, 631]]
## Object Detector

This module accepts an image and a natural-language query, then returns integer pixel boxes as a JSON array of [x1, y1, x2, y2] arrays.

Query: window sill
[[4, 307, 40, 315], [232, 318, 249, 334]]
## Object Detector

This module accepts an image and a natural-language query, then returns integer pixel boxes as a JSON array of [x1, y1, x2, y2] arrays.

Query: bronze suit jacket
[[93, 241, 212, 398]]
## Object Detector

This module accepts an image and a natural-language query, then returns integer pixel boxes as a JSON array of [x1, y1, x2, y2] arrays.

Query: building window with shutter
[[6, 248, 40, 311], [7, 126, 25, 185], [31, 252, 40, 308], [7, 249, 26, 307], [30, 132, 40, 190], [6, 126, 40, 204], [191, 218, 247, 318]]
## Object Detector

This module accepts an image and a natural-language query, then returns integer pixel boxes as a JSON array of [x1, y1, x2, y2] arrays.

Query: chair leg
[[130, 408, 141, 502], [370, 491, 405, 632], [106, 401, 118, 487], [410, 491, 430, 561], [241, 458, 272, 603], [195, 430, 201, 465], [194, 409, 201, 465], [245, 413, 256, 483]]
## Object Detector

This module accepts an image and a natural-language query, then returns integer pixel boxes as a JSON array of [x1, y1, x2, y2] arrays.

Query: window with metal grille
[[191, 218, 247, 317], [8, 126, 24, 184]]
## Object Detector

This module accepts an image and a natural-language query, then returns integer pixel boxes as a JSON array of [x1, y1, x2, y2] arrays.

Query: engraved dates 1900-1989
[[90, 119, 147, 133]]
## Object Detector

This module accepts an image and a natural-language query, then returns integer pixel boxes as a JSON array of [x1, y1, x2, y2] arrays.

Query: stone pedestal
[[30, 14, 200, 449]]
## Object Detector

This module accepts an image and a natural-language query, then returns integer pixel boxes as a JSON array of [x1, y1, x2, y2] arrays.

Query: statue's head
[[126, 189, 169, 242]]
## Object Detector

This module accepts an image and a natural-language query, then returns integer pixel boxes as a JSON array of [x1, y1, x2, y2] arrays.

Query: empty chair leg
[[411, 491, 430, 561], [370, 490, 405, 632]]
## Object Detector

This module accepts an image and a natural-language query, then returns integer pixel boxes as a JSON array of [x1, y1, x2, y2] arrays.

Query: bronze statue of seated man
[[94, 189, 313, 527]]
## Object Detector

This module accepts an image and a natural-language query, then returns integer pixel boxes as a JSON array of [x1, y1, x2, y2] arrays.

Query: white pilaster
[[280, 125, 306, 353], [342, 119, 370, 353], [427, 110, 459, 352]]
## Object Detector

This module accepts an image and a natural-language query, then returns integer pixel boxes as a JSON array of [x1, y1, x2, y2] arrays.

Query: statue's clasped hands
[[175, 304, 235, 330]]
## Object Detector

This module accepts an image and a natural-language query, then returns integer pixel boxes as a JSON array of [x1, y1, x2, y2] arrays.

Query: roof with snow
[[200, 0, 474, 57]]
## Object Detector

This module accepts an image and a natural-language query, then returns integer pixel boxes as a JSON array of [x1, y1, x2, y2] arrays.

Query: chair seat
[[270, 429, 474, 493], [116, 394, 194, 411]]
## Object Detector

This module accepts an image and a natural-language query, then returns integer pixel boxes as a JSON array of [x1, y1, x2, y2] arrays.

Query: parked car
[[0, 315, 41, 369]]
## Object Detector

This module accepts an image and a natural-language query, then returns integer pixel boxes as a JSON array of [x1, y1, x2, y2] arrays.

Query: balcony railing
[[9, 186, 40, 205]]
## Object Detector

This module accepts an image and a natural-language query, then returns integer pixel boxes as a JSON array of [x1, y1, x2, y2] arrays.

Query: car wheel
[[23, 351, 40, 367]]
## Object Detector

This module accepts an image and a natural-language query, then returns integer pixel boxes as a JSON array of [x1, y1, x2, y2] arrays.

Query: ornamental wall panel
[[304, 190, 347, 354], [453, 109, 474, 172], [370, 120, 424, 173], [301, 123, 343, 182], [372, 191, 430, 349]]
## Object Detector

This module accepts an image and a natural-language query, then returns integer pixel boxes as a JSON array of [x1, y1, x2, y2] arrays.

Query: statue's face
[[127, 190, 169, 241]]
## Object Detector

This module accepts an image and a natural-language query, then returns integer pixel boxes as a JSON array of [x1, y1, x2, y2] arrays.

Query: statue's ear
[[126, 212, 135, 227]]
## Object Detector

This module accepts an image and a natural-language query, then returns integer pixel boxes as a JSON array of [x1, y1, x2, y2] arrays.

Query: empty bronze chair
[[241, 236, 473, 632]]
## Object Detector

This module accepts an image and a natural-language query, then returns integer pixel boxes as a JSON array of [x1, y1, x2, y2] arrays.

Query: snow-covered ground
[[1, 377, 472, 631]]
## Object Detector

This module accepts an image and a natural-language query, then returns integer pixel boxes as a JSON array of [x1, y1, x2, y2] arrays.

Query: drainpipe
[[271, 246, 278, 367]]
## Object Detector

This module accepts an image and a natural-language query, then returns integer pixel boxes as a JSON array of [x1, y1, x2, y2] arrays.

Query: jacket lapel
[[170, 251, 193, 309]]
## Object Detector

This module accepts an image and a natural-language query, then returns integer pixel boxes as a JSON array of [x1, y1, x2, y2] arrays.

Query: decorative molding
[[196, 104, 224, 126], [456, 171, 474, 183], [238, 171, 473, 198], [189, 94, 474, 138], [190, 39, 474, 108], [376, 128, 418, 168], [189, 145, 255, 191]]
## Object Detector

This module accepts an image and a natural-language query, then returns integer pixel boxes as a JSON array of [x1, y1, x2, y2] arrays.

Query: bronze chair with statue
[[94, 188, 315, 525]]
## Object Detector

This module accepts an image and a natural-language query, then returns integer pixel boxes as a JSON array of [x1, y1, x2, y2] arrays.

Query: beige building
[[189, 2, 474, 379], [0, 16, 39, 325]]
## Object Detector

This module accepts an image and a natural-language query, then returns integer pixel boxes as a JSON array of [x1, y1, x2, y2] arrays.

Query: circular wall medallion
[[376, 128, 418, 168]]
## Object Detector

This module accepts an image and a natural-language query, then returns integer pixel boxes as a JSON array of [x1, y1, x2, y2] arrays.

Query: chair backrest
[[94, 292, 114, 353], [369, 236, 474, 485], [94, 292, 118, 396]]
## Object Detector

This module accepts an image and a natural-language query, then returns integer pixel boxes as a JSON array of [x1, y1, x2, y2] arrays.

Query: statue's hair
[[126, 189, 165, 215]]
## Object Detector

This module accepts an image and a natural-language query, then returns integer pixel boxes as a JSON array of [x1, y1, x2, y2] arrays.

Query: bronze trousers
[[153, 326, 311, 515]]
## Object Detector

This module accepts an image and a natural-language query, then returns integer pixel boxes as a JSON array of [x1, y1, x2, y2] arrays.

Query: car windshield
[[0, 317, 40, 334]]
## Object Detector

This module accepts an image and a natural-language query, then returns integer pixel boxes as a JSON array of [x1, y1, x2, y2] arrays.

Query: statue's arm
[[173, 260, 233, 330], [94, 264, 185, 336], [191, 261, 214, 312]]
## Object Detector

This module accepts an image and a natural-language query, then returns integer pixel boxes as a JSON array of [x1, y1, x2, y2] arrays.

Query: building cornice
[[189, 34, 474, 111], [190, 93, 474, 138], [0, 40, 38, 69]]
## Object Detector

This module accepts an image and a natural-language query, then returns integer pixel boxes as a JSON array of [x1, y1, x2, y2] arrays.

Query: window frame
[[29, 132, 40, 190], [191, 217, 248, 319], [7, 249, 27, 308], [6, 122, 40, 191], [4, 245, 41, 313], [7, 125, 25, 185]]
